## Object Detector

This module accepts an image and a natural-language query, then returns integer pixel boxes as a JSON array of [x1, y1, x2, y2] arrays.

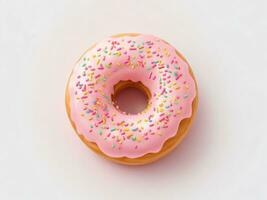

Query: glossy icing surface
[[68, 34, 196, 158]]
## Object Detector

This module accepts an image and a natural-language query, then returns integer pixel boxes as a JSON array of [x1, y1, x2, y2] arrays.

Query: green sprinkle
[[131, 136, 137, 141], [98, 130, 102, 135]]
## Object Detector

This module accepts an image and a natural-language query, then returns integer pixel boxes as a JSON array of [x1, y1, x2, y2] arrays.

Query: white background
[[1, 0, 267, 199]]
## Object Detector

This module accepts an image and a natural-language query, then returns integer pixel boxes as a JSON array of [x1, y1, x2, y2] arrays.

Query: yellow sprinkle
[[158, 132, 163, 136], [137, 135, 143, 142]]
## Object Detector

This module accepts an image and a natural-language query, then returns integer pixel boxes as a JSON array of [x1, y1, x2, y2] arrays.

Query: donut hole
[[111, 80, 151, 115]]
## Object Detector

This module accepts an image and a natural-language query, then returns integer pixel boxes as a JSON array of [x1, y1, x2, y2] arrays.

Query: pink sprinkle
[[82, 85, 86, 92], [176, 74, 182, 80], [95, 74, 101, 79], [159, 117, 165, 122], [149, 72, 152, 79], [129, 47, 137, 51]]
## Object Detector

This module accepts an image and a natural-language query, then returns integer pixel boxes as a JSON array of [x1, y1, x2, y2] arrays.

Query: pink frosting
[[68, 34, 196, 158]]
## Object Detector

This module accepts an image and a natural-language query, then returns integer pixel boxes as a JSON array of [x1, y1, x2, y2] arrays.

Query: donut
[[66, 33, 198, 165]]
